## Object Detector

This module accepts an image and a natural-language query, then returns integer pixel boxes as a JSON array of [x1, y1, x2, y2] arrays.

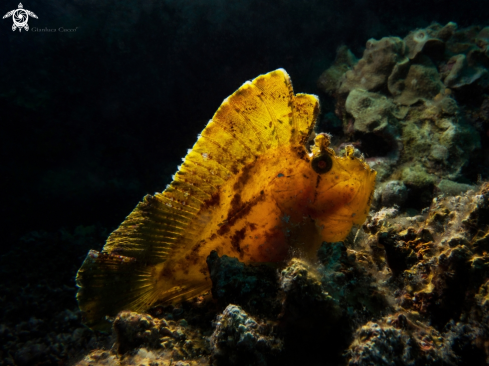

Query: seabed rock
[[206, 251, 280, 318], [210, 305, 282, 366]]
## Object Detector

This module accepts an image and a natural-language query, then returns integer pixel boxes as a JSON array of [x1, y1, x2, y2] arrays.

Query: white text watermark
[[31, 27, 79, 32]]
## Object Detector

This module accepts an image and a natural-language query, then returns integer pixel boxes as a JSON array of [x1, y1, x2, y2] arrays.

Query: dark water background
[[1, 0, 489, 251]]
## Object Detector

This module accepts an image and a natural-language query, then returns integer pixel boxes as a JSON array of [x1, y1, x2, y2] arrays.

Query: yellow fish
[[76, 69, 376, 330]]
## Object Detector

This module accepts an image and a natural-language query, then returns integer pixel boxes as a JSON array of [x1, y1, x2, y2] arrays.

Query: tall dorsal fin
[[100, 69, 318, 263], [76, 69, 319, 330]]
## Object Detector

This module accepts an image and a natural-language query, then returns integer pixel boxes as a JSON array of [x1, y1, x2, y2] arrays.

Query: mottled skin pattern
[[76, 69, 376, 330], [154, 141, 376, 301]]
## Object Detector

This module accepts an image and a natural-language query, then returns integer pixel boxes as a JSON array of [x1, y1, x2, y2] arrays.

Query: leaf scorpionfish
[[76, 69, 376, 330]]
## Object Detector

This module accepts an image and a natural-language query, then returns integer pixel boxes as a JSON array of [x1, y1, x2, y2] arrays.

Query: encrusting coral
[[318, 22, 489, 207]]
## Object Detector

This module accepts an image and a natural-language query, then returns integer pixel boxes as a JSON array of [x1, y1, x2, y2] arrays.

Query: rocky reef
[[318, 22, 489, 210], [5, 175, 486, 366], [74, 182, 489, 365], [349, 183, 489, 365]]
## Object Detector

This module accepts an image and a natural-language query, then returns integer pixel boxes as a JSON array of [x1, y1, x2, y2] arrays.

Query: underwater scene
[[2, 0, 489, 365]]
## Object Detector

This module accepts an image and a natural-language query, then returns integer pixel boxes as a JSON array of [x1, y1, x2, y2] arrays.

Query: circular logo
[[12, 9, 28, 28]]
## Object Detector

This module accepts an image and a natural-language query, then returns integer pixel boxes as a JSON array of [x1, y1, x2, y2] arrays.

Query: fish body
[[76, 69, 376, 330]]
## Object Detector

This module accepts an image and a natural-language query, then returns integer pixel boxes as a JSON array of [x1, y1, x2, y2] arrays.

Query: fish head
[[308, 134, 377, 242], [272, 133, 377, 243]]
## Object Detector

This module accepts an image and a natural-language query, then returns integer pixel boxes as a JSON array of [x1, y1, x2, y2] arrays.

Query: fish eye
[[311, 153, 333, 174]]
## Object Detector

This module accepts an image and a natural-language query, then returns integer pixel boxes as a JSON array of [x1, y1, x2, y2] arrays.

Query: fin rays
[[76, 69, 320, 330]]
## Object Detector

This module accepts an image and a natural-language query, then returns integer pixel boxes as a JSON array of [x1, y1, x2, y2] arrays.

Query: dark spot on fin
[[204, 192, 220, 208], [233, 164, 254, 191], [231, 227, 246, 255], [217, 194, 264, 236]]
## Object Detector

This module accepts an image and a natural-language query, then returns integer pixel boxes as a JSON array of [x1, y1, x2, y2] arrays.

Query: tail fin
[[76, 250, 211, 331], [76, 250, 158, 331]]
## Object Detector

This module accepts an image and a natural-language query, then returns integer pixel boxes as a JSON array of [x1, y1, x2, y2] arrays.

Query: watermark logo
[[3, 3, 37, 32]]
